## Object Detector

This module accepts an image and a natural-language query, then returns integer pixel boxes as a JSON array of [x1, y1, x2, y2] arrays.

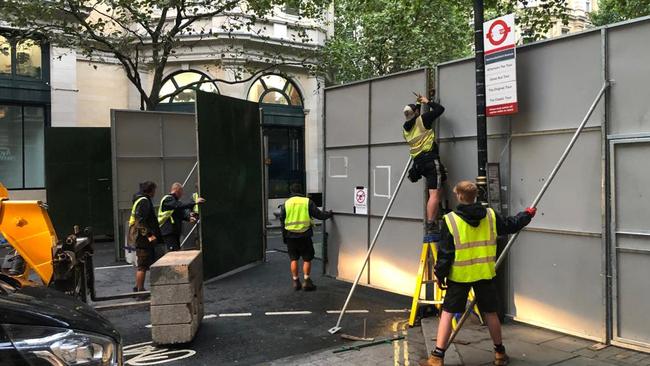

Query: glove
[[525, 207, 537, 218], [435, 275, 447, 289], [408, 166, 421, 183]]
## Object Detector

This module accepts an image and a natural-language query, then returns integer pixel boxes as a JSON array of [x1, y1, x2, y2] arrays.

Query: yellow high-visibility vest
[[157, 195, 175, 225], [192, 192, 199, 214], [284, 196, 312, 233], [444, 208, 498, 283], [129, 196, 148, 226], [403, 115, 435, 158]]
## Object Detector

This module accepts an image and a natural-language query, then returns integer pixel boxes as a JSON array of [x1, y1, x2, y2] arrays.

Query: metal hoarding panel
[[370, 70, 428, 144], [162, 113, 198, 157], [509, 130, 602, 233], [325, 148, 368, 214], [116, 159, 163, 211], [614, 141, 650, 231], [325, 83, 369, 147], [512, 33, 603, 134], [369, 218, 423, 296], [327, 214, 368, 284], [114, 111, 162, 157], [508, 230, 604, 340], [369, 145, 422, 219], [615, 248, 650, 344], [608, 21, 650, 135]]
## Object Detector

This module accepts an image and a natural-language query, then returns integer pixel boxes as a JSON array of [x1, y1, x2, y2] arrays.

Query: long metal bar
[[446, 81, 610, 346], [329, 155, 413, 334], [182, 161, 198, 187], [474, 0, 488, 204], [180, 219, 200, 248]]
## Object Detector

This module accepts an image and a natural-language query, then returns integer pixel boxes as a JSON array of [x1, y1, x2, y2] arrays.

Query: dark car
[[0, 274, 122, 365]]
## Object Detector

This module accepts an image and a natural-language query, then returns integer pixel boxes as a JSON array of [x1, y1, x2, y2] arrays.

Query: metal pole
[[328, 155, 413, 334], [182, 161, 198, 188], [180, 219, 200, 248], [474, 0, 488, 204], [446, 81, 610, 346]]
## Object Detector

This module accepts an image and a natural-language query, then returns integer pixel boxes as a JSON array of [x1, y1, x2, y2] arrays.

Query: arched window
[[159, 70, 219, 103], [247, 74, 303, 106]]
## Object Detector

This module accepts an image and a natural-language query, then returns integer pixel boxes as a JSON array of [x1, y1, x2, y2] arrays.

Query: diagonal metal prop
[[329, 155, 413, 334], [445, 81, 610, 347]]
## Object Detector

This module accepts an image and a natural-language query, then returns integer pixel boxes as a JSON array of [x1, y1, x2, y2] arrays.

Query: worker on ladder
[[420, 181, 536, 366], [403, 93, 447, 237], [280, 183, 333, 291], [158, 182, 205, 252]]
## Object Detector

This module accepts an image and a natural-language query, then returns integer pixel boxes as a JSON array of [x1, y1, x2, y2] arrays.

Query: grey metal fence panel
[[507, 230, 604, 339], [608, 21, 650, 136], [369, 218, 424, 296], [512, 33, 603, 134], [327, 215, 369, 284], [325, 148, 368, 214], [616, 251, 650, 344], [370, 70, 428, 144], [369, 145, 423, 219], [325, 83, 369, 147]]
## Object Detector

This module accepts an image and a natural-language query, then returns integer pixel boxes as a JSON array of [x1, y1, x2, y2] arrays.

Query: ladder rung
[[418, 300, 444, 305], [422, 280, 436, 284]]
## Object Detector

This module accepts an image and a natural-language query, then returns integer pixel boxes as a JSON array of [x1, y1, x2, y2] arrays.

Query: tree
[[589, 0, 650, 26], [0, 0, 331, 110], [322, 0, 569, 85]]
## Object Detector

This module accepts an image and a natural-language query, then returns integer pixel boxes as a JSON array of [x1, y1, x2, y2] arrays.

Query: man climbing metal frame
[[403, 92, 447, 237]]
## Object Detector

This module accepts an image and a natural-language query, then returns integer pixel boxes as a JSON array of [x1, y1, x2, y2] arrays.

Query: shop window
[[247, 74, 303, 106], [159, 70, 219, 103], [0, 35, 11, 75], [0, 105, 45, 189], [0, 34, 44, 80]]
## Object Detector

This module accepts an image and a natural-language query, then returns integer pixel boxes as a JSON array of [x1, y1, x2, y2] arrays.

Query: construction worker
[[420, 181, 536, 366], [280, 183, 333, 291], [129, 181, 162, 293], [158, 182, 205, 252], [403, 93, 447, 237]]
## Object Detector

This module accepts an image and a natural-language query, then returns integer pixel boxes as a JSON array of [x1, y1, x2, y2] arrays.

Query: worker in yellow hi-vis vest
[[158, 182, 205, 252], [403, 93, 447, 238], [420, 181, 536, 366], [280, 183, 333, 291], [129, 181, 162, 294]]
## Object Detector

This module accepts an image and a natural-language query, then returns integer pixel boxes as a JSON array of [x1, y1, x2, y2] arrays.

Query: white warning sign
[[354, 186, 368, 215]]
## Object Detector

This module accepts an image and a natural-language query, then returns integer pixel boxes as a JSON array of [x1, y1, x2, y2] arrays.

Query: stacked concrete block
[[150, 250, 204, 344]]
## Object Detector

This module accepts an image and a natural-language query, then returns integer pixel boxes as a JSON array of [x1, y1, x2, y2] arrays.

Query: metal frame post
[[474, 0, 488, 204], [446, 81, 610, 346], [328, 155, 413, 334]]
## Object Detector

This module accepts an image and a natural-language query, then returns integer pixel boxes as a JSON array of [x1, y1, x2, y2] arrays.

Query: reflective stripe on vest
[[192, 192, 199, 214], [284, 196, 312, 233], [443, 208, 497, 283], [157, 195, 175, 225], [403, 115, 435, 158], [129, 197, 148, 226]]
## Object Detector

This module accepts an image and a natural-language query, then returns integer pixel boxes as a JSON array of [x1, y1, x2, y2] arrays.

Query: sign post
[[484, 13, 518, 117]]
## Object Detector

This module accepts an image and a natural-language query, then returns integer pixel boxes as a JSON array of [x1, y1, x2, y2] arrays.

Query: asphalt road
[[93, 235, 415, 365]]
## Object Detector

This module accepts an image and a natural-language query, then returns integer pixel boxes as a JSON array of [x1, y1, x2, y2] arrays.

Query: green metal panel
[[261, 104, 304, 127], [45, 127, 114, 238], [196, 92, 264, 279]]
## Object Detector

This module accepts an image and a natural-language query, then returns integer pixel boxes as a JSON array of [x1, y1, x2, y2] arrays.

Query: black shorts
[[442, 279, 499, 314], [136, 246, 158, 271], [413, 152, 447, 190], [286, 237, 315, 261]]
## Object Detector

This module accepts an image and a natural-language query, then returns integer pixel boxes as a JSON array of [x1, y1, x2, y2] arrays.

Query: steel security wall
[[324, 69, 429, 296], [436, 16, 650, 349]]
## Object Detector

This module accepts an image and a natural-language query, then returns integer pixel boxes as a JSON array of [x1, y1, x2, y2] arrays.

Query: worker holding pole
[[280, 183, 333, 291], [420, 180, 536, 366], [403, 93, 447, 237], [158, 182, 205, 252]]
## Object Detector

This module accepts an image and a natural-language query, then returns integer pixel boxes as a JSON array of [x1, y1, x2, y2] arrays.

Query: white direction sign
[[353, 186, 367, 215], [484, 13, 518, 117]]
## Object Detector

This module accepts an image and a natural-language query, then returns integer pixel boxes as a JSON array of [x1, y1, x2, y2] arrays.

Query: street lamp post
[[474, 0, 488, 204]]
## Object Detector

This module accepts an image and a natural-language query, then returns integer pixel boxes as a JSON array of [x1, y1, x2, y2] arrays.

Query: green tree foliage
[[323, 0, 568, 85], [0, 0, 330, 109], [589, 0, 650, 26]]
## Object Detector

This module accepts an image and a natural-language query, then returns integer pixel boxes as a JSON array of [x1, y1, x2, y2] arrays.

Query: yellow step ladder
[[408, 241, 483, 328]]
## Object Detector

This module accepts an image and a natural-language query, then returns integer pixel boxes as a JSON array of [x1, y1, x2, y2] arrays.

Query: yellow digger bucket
[[0, 184, 57, 285]]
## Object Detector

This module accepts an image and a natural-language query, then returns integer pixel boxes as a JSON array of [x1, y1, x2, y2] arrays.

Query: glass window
[[0, 35, 11, 75], [16, 40, 42, 78], [247, 74, 303, 106], [0, 105, 45, 189], [159, 70, 219, 103]]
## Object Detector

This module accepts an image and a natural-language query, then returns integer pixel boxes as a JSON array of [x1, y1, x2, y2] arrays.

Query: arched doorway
[[158, 70, 220, 112]]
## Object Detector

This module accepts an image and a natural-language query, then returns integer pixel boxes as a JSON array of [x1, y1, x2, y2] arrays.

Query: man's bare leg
[[135, 269, 146, 291], [290, 260, 299, 278], [484, 312, 503, 345], [303, 260, 311, 278], [436, 310, 454, 350]]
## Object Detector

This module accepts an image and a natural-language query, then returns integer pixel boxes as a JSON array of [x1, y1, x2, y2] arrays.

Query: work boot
[[292, 278, 302, 291], [494, 351, 510, 366], [419, 354, 444, 366], [303, 278, 317, 292]]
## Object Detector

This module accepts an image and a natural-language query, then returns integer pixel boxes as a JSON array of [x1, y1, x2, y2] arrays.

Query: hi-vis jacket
[[280, 195, 332, 239], [434, 203, 532, 283], [403, 115, 435, 158]]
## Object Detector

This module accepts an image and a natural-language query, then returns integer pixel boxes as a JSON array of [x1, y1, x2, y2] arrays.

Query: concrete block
[[150, 250, 202, 286], [151, 317, 200, 345], [151, 297, 200, 325], [151, 282, 202, 305]]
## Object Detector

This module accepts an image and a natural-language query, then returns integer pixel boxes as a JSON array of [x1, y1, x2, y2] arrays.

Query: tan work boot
[[419, 355, 444, 366], [494, 351, 510, 365]]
